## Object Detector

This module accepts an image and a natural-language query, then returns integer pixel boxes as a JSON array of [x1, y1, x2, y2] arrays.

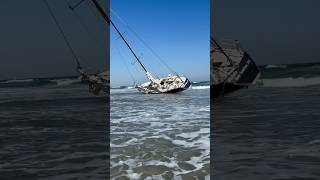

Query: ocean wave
[[265, 64, 288, 69], [111, 86, 132, 89], [51, 78, 81, 86], [191, 85, 210, 90], [110, 91, 210, 179], [311, 65, 320, 69], [1, 79, 34, 83], [258, 77, 320, 87], [0, 77, 81, 88], [0, 78, 53, 87]]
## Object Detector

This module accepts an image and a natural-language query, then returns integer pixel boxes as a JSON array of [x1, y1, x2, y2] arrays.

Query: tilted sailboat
[[45, 0, 190, 94], [211, 37, 260, 98], [44, 0, 109, 95], [107, 6, 191, 94]]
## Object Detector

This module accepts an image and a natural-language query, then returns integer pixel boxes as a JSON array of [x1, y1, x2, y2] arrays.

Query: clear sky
[[110, 0, 210, 86], [213, 0, 320, 65]]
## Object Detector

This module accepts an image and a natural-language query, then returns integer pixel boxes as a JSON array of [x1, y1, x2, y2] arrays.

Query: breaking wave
[[257, 77, 320, 87], [0, 77, 81, 88], [1, 79, 34, 83], [265, 64, 288, 69], [51, 78, 81, 86], [111, 86, 134, 90], [191, 85, 210, 90], [191, 81, 210, 90], [258, 62, 320, 87]]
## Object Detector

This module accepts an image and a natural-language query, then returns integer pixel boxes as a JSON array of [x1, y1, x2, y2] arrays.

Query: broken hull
[[211, 83, 247, 98]]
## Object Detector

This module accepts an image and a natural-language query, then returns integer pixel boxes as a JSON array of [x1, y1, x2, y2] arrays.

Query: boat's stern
[[182, 77, 192, 89]]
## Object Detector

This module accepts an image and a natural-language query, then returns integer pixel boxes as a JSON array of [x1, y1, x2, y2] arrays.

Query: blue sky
[[110, 0, 210, 86]]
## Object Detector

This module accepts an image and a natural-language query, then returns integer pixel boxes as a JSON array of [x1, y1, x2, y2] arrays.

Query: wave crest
[[191, 85, 210, 90], [258, 77, 320, 87], [0, 78, 81, 87], [265, 64, 288, 69]]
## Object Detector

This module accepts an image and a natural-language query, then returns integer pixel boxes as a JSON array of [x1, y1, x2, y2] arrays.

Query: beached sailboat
[[46, 0, 190, 94], [44, 0, 109, 95], [111, 23, 191, 94], [108, 5, 191, 94], [211, 37, 260, 98]]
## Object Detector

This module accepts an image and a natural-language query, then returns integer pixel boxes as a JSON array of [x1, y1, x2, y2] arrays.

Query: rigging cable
[[113, 43, 137, 85], [69, 2, 98, 43], [66, 0, 104, 74], [87, 0, 106, 28], [90, 0, 149, 73], [68, 0, 85, 10], [110, 8, 178, 75], [43, 0, 82, 70], [68, 0, 104, 47]]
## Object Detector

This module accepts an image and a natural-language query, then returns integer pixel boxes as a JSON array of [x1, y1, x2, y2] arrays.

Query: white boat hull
[[136, 75, 191, 94]]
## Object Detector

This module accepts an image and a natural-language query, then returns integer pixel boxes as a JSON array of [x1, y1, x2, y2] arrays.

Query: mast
[[90, 0, 148, 73]]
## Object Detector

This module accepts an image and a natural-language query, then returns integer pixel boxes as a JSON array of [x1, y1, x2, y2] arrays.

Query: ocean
[[110, 83, 210, 179], [2, 62, 318, 179], [213, 62, 320, 179], [0, 77, 109, 179]]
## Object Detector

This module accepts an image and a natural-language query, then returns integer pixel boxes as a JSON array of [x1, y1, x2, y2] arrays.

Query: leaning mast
[[90, 0, 148, 74], [90, 0, 191, 94]]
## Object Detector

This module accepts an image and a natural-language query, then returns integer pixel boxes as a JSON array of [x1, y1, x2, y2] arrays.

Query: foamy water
[[110, 88, 210, 179], [212, 83, 320, 180], [0, 83, 108, 179]]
